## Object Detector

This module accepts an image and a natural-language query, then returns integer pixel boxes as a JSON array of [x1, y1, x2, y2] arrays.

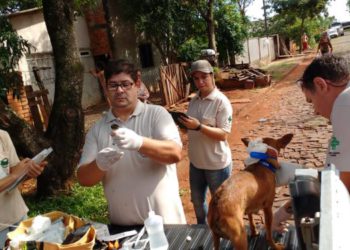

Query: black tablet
[[169, 111, 188, 128]]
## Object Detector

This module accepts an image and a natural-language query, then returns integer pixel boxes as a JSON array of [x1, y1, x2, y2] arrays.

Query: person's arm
[[139, 138, 181, 164], [197, 123, 228, 141], [328, 40, 333, 52], [112, 128, 182, 165], [112, 108, 183, 165], [76, 126, 108, 186], [76, 124, 124, 186], [0, 161, 26, 192], [0, 158, 45, 192], [179, 116, 228, 141], [316, 42, 321, 53], [76, 160, 105, 187]]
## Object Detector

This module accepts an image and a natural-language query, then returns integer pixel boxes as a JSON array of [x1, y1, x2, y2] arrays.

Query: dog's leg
[[264, 207, 285, 250], [248, 213, 258, 237], [212, 232, 220, 250], [225, 217, 248, 250]]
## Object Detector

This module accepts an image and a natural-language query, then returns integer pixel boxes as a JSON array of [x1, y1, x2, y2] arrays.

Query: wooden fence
[[7, 84, 51, 132], [159, 63, 190, 107]]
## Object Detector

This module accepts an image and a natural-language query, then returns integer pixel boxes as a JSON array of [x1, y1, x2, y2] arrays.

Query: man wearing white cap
[[179, 59, 233, 224]]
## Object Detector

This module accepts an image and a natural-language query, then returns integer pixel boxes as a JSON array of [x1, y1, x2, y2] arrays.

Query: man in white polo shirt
[[273, 55, 350, 231], [77, 60, 186, 225], [300, 55, 350, 188], [179, 59, 233, 224]]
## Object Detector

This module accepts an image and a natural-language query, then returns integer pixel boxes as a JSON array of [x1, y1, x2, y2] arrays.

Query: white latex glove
[[112, 128, 143, 151], [96, 147, 124, 171]]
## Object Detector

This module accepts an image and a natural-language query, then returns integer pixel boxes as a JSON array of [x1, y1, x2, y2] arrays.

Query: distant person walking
[[301, 32, 309, 51], [135, 69, 150, 103], [90, 61, 111, 107], [317, 32, 333, 56]]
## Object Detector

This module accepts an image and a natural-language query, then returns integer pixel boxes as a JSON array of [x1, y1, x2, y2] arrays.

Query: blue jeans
[[190, 162, 232, 224]]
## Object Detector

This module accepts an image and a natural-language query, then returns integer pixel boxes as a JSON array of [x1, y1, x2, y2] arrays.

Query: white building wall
[[107, 1, 162, 68], [235, 36, 277, 67], [8, 8, 102, 109], [249, 38, 260, 65]]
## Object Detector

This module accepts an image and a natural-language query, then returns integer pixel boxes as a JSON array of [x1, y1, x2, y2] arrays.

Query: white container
[[144, 211, 168, 250]]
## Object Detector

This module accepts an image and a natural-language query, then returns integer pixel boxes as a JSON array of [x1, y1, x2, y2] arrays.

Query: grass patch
[[24, 183, 109, 224], [262, 57, 302, 82]]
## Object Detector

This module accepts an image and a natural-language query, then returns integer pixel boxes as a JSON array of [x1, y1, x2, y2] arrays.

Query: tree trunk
[[39, 0, 84, 196], [207, 0, 217, 53], [0, 100, 51, 157]]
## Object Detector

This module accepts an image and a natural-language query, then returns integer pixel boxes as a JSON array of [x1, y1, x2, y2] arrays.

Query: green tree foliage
[[118, 0, 203, 64], [215, 1, 246, 64], [0, 0, 41, 14], [268, 0, 330, 52], [118, 0, 245, 64], [0, 16, 32, 100]]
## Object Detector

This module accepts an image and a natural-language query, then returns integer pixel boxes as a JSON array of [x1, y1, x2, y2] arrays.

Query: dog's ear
[[277, 133, 293, 149], [241, 137, 250, 147]]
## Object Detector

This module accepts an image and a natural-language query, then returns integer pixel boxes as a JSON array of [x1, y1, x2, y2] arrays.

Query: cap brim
[[191, 69, 212, 75]]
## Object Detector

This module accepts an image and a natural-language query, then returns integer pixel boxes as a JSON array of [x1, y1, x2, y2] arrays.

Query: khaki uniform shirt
[[187, 88, 233, 170], [0, 130, 28, 231]]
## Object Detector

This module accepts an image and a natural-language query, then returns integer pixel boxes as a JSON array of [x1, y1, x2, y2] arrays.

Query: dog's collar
[[258, 159, 277, 173], [245, 141, 279, 168], [249, 151, 276, 160], [249, 148, 277, 173]]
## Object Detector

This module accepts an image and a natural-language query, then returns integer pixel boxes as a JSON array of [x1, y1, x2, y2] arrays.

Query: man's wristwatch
[[195, 123, 202, 131]]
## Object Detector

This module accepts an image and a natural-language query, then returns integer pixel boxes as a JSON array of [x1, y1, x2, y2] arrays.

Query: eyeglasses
[[107, 80, 134, 91]]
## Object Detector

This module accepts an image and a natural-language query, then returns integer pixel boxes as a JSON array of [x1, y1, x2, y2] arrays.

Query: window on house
[[138, 43, 154, 68]]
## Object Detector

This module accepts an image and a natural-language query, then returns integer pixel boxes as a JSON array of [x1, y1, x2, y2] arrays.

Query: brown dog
[[208, 134, 293, 250]]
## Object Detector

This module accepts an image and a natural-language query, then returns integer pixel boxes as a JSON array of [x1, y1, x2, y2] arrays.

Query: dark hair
[[95, 61, 105, 71], [300, 55, 349, 91], [104, 59, 137, 82]]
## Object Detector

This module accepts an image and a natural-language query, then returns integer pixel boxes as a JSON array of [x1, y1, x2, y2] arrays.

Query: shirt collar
[[194, 88, 219, 101], [105, 100, 145, 123]]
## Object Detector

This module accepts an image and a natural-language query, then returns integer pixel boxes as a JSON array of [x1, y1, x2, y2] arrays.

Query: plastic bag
[[7, 211, 95, 250]]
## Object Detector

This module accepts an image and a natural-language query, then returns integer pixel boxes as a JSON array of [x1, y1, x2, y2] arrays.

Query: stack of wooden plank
[[216, 66, 271, 90]]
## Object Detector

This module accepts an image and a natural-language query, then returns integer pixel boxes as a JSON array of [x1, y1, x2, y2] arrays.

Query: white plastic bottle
[[144, 210, 169, 250]]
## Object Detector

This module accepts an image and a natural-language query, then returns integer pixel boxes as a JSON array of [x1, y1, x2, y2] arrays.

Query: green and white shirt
[[0, 130, 28, 231], [326, 82, 350, 171], [187, 88, 233, 170]]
